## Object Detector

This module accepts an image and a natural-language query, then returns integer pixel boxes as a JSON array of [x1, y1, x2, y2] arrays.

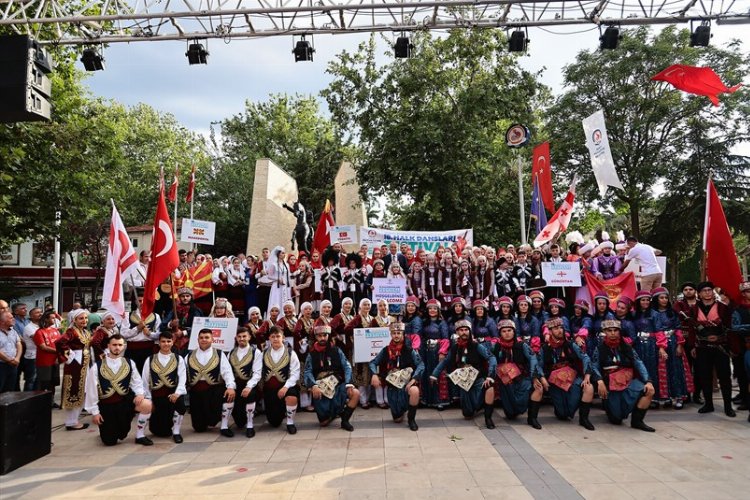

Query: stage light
[[599, 26, 621, 50], [186, 40, 208, 65], [293, 37, 315, 62], [690, 23, 711, 47], [508, 29, 528, 53], [395, 36, 413, 59], [80, 47, 105, 71]]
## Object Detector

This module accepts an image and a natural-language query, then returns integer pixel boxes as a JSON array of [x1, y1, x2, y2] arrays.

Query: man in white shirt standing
[[623, 237, 663, 291], [21, 307, 42, 391], [142, 332, 188, 443]]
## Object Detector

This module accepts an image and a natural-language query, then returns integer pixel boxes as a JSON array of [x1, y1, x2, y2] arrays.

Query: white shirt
[[131, 263, 148, 288], [266, 346, 300, 389], [187, 347, 236, 389], [121, 313, 161, 342], [84, 356, 145, 416], [22, 322, 39, 360], [142, 352, 187, 398], [227, 267, 245, 286], [233, 345, 263, 390], [627, 243, 661, 275], [257, 259, 273, 285]]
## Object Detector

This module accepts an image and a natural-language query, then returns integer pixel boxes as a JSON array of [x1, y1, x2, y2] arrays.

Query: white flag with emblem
[[102, 201, 139, 318], [582, 109, 624, 196]]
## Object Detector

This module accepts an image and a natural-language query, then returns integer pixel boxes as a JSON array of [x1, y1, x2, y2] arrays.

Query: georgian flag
[[102, 202, 139, 318], [533, 176, 577, 248]]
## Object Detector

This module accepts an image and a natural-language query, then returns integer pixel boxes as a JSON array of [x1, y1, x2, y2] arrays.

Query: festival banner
[[181, 218, 216, 245], [331, 225, 357, 245], [353, 327, 391, 363], [187, 316, 238, 352], [582, 109, 624, 196], [541, 262, 581, 287], [371, 277, 408, 306], [360, 227, 473, 253], [583, 271, 637, 311]]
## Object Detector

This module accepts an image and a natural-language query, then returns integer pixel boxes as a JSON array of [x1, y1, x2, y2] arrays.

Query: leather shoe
[[65, 423, 89, 431], [220, 428, 234, 437], [172, 434, 183, 444], [135, 436, 154, 446], [287, 424, 297, 435], [246, 428, 256, 438]]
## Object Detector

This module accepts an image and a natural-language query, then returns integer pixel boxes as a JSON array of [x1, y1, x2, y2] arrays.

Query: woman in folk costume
[[212, 256, 230, 299], [419, 299, 450, 409], [528, 290, 547, 325], [294, 301, 315, 411], [287, 253, 299, 274], [651, 287, 692, 409], [342, 253, 365, 307], [472, 299, 498, 350], [243, 255, 260, 312], [330, 298, 354, 357], [514, 295, 541, 354], [494, 295, 515, 323], [245, 306, 266, 348], [227, 257, 247, 322], [632, 290, 661, 406], [422, 253, 441, 303], [209, 297, 235, 318], [403, 296, 423, 350], [292, 260, 315, 312], [408, 260, 424, 302], [456, 260, 474, 303], [257, 305, 281, 349], [585, 294, 615, 357], [345, 299, 375, 408], [56, 308, 93, 430], [267, 246, 293, 319], [569, 299, 593, 346], [276, 301, 299, 354], [369, 299, 393, 409], [315, 300, 334, 328], [438, 252, 458, 311], [365, 259, 386, 301], [321, 247, 343, 315], [546, 298, 570, 334], [90, 311, 121, 359], [473, 255, 495, 303]]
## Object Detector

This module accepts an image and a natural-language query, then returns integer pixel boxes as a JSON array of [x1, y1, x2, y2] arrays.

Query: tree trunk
[[629, 200, 640, 239]]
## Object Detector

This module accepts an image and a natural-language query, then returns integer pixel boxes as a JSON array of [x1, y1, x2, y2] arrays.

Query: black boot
[[724, 401, 737, 418], [630, 407, 655, 432], [692, 392, 704, 405], [526, 401, 541, 430], [484, 405, 496, 430], [340, 406, 355, 432], [578, 402, 595, 431], [407, 405, 419, 431]]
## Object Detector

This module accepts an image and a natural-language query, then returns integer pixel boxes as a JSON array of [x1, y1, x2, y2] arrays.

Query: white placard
[[371, 277, 407, 306], [332, 225, 358, 245], [542, 262, 582, 287], [187, 316, 238, 352], [353, 327, 391, 363], [624, 256, 668, 284], [181, 218, 216, 245], [313, 269, 322, 293]]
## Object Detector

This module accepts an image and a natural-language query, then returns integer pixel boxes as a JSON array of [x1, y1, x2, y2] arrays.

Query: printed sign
[[313, 269, 322, 293], [181, 218, 216, 245], [360, 226, 473, 253], [332, 225, 358, 245], [542, 262, 582, 287], [353, 327, 391, 363], [371, 277, 407, 306], [187, 316, 238, 352]]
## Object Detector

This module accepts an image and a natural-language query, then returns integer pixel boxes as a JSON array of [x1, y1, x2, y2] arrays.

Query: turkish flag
[[533, 176, 577, 248], [584, 271, 637, 311], [313, 199, 335, 254], [532, 142, 555, 213], [141, 182, 180, 320], [185, 164, 196, 203], [651, 64, 742, 106], [168, 166, 179, 202], [101, 202, 139, 318], [703, 178, 743, 303]]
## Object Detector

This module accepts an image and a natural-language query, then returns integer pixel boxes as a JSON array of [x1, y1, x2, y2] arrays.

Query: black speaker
[[0, 34, 52, 123], [0, 391, 52, 475]]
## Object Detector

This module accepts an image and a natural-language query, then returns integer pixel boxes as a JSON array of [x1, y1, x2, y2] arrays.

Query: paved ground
[[2, 396, 749, 500]]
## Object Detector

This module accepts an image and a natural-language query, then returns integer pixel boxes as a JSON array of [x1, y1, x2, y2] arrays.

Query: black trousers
[[257, 285, 272, 317], [150, 394, 186, 437], [189, 385, 225, 432], [231, 381, 257, 428], [733, 343, 748, 398], [263, 385, 299, 427], [697, 346, 732, 404], [99, 396, 135, 446]]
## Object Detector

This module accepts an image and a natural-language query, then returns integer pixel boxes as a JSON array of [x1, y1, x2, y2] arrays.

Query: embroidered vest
[[262, 348, 291, 385], [149, 353, 179, 391], [186, 349, 222, 387], [310, 346, 345, 381], [97, 358, 132, 400], [230, 346, 256, 382], [378, 345, 416, 378]]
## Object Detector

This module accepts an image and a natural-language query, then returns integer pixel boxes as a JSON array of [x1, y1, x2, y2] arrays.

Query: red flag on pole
[[533, 176, 577, 248], [703, 177, 743, 303], [101, 201, 139, 318], [168, 166, 179, 202], [651, 64, 742, 107], [185, 164, 196, 203], [313, 199, 335, 254], [141, 181, 180, 321], [532, 142, 555, 213]]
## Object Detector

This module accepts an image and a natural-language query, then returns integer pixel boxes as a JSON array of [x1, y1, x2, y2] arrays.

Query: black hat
[[345, 252, 362, 268], [696, 281, 714, 292], [680, 281, 697, 291], [322, 247, 339, 266]]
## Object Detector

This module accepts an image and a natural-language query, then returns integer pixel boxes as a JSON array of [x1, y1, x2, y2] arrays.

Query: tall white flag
[[582, 109, 624, 196], [102, 201, 139, 318]]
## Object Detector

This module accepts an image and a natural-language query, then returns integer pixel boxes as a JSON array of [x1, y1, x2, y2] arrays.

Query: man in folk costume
[[185, 329, 237, 436], [369, 322, 424, 431], [261, 325, 301, 434], [591, 233, 622, 280], [491, 319, 543, 429], [674, 281, 702, 404], [422, 253, 440, 303], [304, 325, 359, 431], [370, 299, 393, 409], [142, 332, 187, 443], [121, 296, 161, 370], [511, 251, 534, 296], [228, 327, 263, 438], [294, 302, 315, 411], [431, 319, 497, 429], [345, 298, 375, 408], [161, 288, 203, 356], [731, 281, 750, 420], [321, 247, 343, 315], [342, 253, 365, 307], [267, 246, 293, 318], [592, 320, 655, 431], [56, 308, 93, 431], [84, 334, 154, 446], [438, 253, 458, 311], [91, 311, 122, 358], [538, 318, 596, 431]]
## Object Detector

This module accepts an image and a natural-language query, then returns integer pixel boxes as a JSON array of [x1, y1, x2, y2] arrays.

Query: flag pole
[[517, 153, 527, 245]]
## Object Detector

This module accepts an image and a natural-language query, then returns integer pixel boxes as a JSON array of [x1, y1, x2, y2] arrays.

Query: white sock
[[375, 386, 386, 405], [221, 403, 234, 429], [286, 405, 297, 425], [300, 391, 311, 407], [64, 408, 81, 426], [246, 403, 256, 428], [172, 412, 184, 435], [358, 386, 369, 406], [136, 413, 150, 438]]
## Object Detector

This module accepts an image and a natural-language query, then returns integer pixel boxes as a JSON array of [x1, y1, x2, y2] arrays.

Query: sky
[[84, 24, 750, 136]]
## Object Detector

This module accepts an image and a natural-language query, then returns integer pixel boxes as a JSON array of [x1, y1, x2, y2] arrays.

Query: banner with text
[[541, 262, 582, 287], [187, 316, 238, 352], [181, 218, 216, 245], [353, 327, 391, 363], [371, 277, 408, 306], [332, 225, 358, 245], [360, 226, 473, 253]]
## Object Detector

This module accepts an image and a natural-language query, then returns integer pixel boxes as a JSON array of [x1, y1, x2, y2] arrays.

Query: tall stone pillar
[[334, 161, 368, 252]]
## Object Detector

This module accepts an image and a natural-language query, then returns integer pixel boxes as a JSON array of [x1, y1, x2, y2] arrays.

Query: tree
[[322, 29, 551, 246]]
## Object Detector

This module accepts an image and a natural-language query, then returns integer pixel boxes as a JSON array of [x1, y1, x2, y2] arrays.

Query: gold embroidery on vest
[[188, 349, 220, 386], [150, 354, 178, 390], [263, 349, 290, 383], [230, 348, 255, 381], [98, 359, 131, 399]]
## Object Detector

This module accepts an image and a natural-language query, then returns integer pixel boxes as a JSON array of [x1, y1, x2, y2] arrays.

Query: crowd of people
[[1, 233, 749, 449]]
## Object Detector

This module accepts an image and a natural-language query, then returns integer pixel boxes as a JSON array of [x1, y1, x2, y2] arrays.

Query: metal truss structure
[[0, 0, 749, 45]]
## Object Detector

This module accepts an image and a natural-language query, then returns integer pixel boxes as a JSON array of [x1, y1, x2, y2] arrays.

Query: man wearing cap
[[142, 332, 188, 443], [162, 288, 203, 356], [431, 319, 497, 429], [592, 319, 655, 431], [732, 281, 750, 419], [674, 282, 702, 404], [493, 319, 543, 429], [305, 325, 359, 431], [688, 282, 736, 416], [538, 317, 595, 431], [511, 251, 533, 295], [121, 296, 161, 370], [228, 327, 263, 437], [370, 322, 424, 431]]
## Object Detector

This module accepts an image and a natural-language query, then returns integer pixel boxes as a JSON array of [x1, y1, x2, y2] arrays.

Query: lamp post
[[53, 210, 61, 312], [505, 124, 531, 245]]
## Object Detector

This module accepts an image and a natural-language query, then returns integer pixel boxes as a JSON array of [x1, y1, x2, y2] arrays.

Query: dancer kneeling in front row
[[142, 332, 187, 443], [262, 326, 301, 434]]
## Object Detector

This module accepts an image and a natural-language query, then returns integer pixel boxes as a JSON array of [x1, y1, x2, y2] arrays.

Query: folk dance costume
[[304, 325, 357, 431], [370, 303, 393, 408], [471, 300, 498, 350], [438, 262, 458, 310], [592, 320, 655, 431], [161, 289, 202, 355], [90, 312, 120, 358], [185, 346, 237, 434], [121, 309, 160, 371], [369, 322, 424, 430], [142, 350, 187, 442], [632, 291, 663, 402], [56, 309, 93, 428], [294, 304, 315, 409], [590, 240, 622, 280], [456, 262, 474, 303], [473, 262, 495, 303], [432, 319, 497, 428], [420, 300, 451, 408], [494, 264, 513, 299], [589, 294, 615, 357], [321, 248, 343, 314], [613, 298, 637, 343], [345, 302, 374, 408], [261, 344, 301, 433], [267, 246, 293, 318], [651, 287, 692, 409], [246, 307, 266, 349], [408, 263, 424, 301], [227, 262, 248, 321], [511, 260, 534, 295], [229, 343, 262, 437], [545, 298, 570, 334], [570, 300, 592, 349], [514, 295, 541, 354], [423, 260, 441, 303], [330, 299, 354, 358], [277, 303, 299, 352], [403, 296, 423, 350], [674, 282, 702, 404], [342, 254, 366, 307], [731, 281, 750, 420]]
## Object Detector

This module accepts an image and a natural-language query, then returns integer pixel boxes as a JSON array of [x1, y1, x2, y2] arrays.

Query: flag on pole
[[313, 199, 336, 253], [185, 164, 196, 203], [168, 165, 179, 203], [141, 180, 180, 321], [533, 176, 577, 248], [703, 177, 743, 303], [651, 64, 742, 107], [531, 142, 555, 213], [101, 202, 139, 318], [530, 177, 548, 235], [582, 109, 624, 196]]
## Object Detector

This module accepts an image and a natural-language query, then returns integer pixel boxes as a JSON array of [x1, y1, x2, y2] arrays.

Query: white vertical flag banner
[[102, 201, 139, 318], [582, 109, 624, 196]]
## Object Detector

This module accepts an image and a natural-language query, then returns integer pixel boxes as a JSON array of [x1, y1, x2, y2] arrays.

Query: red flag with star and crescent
[[532, 142, 555, 213], [651, 64, 742, 107], [533, 175, 577, 248], [313, 199, 335, 254], [141, 179, 180, 321]]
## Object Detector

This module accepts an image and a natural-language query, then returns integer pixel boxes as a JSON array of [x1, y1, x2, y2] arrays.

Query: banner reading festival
[[360, 227, 473, 253]]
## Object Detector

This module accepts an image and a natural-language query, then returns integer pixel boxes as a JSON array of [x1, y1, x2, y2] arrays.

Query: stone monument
[[246, 159, 299, 256], [334, 161, 367, 251]]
